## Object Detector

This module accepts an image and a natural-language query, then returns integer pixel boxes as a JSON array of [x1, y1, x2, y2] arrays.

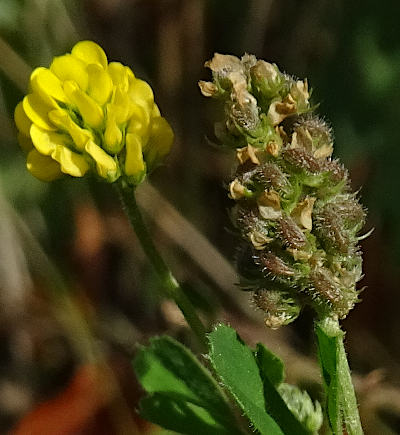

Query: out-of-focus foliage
[[309, 1, 400, 260]]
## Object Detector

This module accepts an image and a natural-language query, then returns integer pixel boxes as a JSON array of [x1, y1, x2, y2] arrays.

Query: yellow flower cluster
[[14, 41, 173, 184]]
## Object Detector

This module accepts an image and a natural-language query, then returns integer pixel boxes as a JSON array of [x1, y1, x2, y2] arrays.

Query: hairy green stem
[[116, 180, 207, 348], [316, 317, 363, 435], [337, 332, 363, 435]]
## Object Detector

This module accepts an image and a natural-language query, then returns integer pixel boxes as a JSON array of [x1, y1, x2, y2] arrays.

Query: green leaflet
[[133, 335, 243, 435], [208, 324, 284, 435], [255, 343, 312, 435], [254, 342, 285, 387], [140, 392, 233, 434]]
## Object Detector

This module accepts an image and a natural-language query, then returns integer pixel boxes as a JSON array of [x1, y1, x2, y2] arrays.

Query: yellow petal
[[134, 102, 151, 127], [68, 123, 93, 151], [86, 64, 113, 105], [104, 115, 123, 154], [71, 41, 108, 69], [50, 54, 89, 91], [144, 117, 174, 169], [23, 94, 56, 131], [108, 87, 133, 124], [85, 140, 119, 181], [17, 132, 33, 153], [47, 107, 70, 130], [128, 78, 154, 109], [14, 101, 32, 136], [125, 66, 135, 83], [152, 103, 161, 118], [126, 105, 151, 150], [30, 67, 68, 103], [127, 118, 148, 143], [108, 62, 134, 92], [26, 149, 63, 181], [48, 108, 93, 151], [125, 133, 145, 177], [64, 81, 104, 128], [51, 145, 90, 177], [30, 124, 71, 156]]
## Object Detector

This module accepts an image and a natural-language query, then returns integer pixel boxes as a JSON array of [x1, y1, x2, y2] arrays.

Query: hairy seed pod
[[282, 148, 323, 173], [315, 197, 366, 254], [292, 116, 333, 159], [253, 289, 301, 328], [315, 207, 350, 254], [332, 197, 365, 226], [235, 203, 261, 233], [309, 268, 342, 306], [234, 162, 287, 196], [256, 162, 287, 189], [279, 216, 307, 249], [309, 268, 358, 318], [256, 252, 295, 277], [321, 159, 349, 183]]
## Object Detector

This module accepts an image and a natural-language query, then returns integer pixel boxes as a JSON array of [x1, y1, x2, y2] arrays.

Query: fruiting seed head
[[200, 53, 367, 325]]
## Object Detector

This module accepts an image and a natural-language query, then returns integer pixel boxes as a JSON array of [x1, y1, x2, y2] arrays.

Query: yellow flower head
[[14, 41, 174, 184]]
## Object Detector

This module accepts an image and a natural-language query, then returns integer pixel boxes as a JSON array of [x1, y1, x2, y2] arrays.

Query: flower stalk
[[316, 317, 363, 435], [116, 180, 207, 348]]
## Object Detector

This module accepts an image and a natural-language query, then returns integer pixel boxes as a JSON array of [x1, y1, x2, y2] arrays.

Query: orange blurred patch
[[11, 364, 113, 435]]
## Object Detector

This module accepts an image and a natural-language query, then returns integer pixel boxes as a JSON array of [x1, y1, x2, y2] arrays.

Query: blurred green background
[[1, 0, 400, 434]]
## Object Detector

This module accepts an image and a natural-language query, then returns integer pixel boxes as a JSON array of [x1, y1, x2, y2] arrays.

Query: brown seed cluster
[[201, 53, 366, 326]]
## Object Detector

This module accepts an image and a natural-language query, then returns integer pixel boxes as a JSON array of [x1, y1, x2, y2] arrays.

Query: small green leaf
[[133, 335, 242, 435], [255, 343, 312, 435], [254, 343, 285, 387], [140, 392, 234, 435], [208, 324, 284, 435], [315, 320, 342, 435]]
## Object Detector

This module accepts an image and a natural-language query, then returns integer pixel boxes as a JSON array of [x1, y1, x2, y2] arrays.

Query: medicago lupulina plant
[[13, 41, 365, 434]]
